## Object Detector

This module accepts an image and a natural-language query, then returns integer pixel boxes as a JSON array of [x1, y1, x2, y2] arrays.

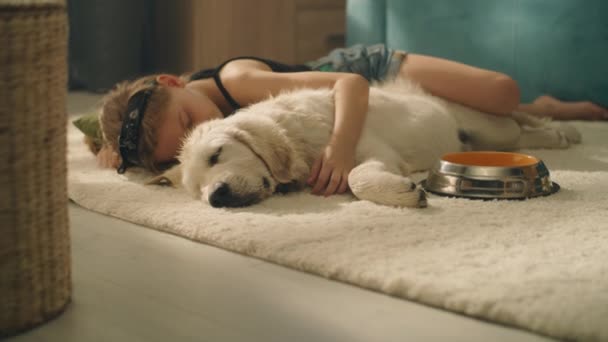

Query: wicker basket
[[0, 0, 71, 337]]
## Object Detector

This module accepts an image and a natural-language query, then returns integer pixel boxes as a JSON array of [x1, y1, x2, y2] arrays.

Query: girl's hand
[[96, 145, 120, 169], [307, 142, 355, 196]]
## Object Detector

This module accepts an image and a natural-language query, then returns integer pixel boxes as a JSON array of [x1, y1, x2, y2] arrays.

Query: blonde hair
[[100, 74, 187, 173]]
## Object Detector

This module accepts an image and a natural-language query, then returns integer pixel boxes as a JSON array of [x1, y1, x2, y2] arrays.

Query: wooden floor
[[6, 92, 555, 341]]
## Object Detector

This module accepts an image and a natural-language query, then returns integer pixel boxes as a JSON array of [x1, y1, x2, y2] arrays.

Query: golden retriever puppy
[[152, 80, 580, 208]]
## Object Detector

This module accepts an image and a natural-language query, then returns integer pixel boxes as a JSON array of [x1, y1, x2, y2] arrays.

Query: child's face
[[154, 87, 223, 163]]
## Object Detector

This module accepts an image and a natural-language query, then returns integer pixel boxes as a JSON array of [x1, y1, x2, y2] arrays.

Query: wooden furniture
[[154, 0, 346, 74]]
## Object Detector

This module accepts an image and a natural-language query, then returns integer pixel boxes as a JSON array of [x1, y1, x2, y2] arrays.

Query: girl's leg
[[518, 96, 608, 121], [398, 53, 520, 116], [398, 52, 608, 120]]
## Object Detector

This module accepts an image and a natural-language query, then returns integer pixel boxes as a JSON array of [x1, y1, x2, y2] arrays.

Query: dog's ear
[[229, 119, 294, 183], [145, 164, 182, 187]]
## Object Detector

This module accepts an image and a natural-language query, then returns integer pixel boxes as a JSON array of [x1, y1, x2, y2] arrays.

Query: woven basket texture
[[0, 0, 71, 337]]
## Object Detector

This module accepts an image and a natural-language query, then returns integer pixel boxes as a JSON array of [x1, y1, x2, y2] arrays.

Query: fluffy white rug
[[67, 121, 608, 341]]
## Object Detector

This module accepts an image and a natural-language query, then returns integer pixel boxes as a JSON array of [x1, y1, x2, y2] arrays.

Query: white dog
[[151, 80, 580, 208]]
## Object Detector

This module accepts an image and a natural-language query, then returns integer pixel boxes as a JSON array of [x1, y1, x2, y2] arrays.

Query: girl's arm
[[220, 64, 370, 196], [308, 74, 369, 196]]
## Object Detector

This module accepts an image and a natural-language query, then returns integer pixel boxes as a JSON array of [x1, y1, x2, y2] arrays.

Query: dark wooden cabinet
[[154, 0, 345, 74]]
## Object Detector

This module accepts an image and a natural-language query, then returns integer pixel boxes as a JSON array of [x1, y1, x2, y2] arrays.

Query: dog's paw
[[554, 122, 582, 144], [556, 130, 571, 149], [417, 187, 428, 208], [396, 182, 427, 208], [349, 178, 427, 208]]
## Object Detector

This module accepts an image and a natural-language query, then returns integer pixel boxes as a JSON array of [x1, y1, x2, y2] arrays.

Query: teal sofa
[[346, 0, 607, 105]]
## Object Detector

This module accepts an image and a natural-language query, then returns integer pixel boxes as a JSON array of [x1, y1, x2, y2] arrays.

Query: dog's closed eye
[[208, 147, 222, 167]]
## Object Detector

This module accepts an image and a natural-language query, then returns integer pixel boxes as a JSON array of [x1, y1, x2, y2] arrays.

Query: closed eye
[[182, 111, 194, 131], [208, 147, 222, 166], [179, 111, 188, 130], [185, 112, 193, 129]]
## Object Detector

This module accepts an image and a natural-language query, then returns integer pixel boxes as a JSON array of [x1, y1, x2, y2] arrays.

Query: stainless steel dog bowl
[[421, 151, 560, 199]]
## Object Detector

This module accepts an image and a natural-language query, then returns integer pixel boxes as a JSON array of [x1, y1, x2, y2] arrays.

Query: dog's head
[[164, 116, 301, 207]]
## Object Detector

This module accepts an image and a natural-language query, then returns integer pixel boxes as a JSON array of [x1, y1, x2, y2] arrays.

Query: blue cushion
[[347, 0, 608, 105]]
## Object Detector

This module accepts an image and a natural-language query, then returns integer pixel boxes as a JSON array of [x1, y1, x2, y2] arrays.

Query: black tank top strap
[[211, 65, 242, 112], [189, 56, 311, 115]]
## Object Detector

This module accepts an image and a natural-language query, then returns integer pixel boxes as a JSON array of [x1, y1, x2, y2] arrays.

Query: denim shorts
[[306, 44, 406, 82]]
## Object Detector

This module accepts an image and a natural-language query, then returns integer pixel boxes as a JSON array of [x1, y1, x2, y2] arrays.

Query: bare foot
[[531, 95, 608, 120]]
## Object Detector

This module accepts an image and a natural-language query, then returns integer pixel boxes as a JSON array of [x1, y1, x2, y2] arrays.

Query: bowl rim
[[441, 151, 540, 168]]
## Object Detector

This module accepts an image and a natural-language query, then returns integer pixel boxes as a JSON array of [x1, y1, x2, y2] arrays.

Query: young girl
[[96, 44, 607, 197]]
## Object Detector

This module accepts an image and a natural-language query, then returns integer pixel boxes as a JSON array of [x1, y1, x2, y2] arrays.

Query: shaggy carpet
[[67, 121, 608, 341]]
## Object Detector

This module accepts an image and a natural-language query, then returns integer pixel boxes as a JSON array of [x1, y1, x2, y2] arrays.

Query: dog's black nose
[[209, 182, 231, 207]]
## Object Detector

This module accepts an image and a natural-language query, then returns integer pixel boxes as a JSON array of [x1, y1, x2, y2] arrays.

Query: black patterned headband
[[116, 81, 157, 174]]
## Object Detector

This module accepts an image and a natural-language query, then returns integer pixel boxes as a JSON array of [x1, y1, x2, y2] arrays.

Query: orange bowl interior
[[441, 151, 539, 167]]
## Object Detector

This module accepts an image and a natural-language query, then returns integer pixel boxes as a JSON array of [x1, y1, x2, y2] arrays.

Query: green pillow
[[72, 112, 103, 145]]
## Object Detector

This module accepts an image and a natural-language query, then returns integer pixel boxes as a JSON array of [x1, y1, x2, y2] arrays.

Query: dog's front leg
[[348, 159, 426, 208]]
